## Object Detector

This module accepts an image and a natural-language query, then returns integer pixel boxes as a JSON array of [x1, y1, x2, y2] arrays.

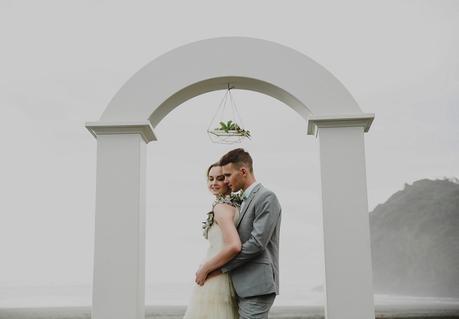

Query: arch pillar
[[86, 122, 155, 319], [308, 114, 375, 319]]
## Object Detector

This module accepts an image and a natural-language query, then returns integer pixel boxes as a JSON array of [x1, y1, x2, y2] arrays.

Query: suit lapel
[[236, 183, 263, 228]]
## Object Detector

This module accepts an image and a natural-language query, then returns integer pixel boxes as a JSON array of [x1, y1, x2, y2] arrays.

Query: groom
[[217, 148, 282, 318]]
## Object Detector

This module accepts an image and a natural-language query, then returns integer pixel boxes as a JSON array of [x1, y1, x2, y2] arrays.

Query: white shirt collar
[[242, 181, 260, 200]]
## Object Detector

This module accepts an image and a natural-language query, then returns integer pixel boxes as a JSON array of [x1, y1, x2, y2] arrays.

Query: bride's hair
[[219, 148, 253, 172], [206, 162, 220, 177]]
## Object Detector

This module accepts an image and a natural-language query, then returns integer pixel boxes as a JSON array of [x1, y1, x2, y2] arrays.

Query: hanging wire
[[228, 90, 237, 125], [228, 88, 245, 129], [207, 88, 229, 132]]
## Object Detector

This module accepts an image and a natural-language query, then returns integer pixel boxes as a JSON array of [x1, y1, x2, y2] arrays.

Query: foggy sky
[[0, 0, 458, 306]]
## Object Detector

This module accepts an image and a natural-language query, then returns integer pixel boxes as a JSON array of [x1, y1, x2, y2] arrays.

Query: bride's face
[[208, 166, 230, 196]]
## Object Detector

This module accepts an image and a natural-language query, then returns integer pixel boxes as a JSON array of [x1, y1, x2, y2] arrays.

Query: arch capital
[[86, 121, 156, 143], [307, 113, 375, 136]]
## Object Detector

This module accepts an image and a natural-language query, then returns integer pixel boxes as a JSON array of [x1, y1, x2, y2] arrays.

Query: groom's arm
[[221, 192, 281, 273]]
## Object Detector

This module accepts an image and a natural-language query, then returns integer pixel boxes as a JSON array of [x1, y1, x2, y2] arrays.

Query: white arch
[[87, 37, 375, 319], [99, 37, 362, 127]]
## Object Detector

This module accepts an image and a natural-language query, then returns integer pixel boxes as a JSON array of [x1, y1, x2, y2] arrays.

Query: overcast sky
[[0, 0, 458, 307]]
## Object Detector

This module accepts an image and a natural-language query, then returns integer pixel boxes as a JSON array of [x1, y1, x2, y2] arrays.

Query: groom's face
[[222, 163, 244, 192]]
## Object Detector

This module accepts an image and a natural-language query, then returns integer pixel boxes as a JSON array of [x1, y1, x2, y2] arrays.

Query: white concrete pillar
[[85, 122, 155, 319], [308, 114, 375, 319]]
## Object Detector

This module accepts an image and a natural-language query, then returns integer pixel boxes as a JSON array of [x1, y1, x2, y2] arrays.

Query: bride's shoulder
[[213, 196, 238, 222]]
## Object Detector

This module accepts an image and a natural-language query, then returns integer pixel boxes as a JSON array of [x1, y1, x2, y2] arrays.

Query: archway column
[[86, 122, 155, 319], [308, 114, 375, 319]]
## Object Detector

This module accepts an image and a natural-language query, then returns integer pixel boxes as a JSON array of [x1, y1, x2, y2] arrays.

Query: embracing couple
[[183, 148, 282, 319]]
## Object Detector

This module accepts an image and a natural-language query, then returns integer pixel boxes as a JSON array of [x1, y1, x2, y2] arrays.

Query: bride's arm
[[195, 204, 241, 285]]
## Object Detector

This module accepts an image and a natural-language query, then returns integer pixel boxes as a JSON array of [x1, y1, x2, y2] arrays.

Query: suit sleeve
[[221, 192, 281, 272]]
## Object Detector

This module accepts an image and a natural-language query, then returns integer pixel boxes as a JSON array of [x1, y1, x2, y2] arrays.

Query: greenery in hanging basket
[[215, 120, 251, 138]]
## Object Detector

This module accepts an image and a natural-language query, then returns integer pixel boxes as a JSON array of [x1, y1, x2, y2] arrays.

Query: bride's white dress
[[183, 202, 239, 319]]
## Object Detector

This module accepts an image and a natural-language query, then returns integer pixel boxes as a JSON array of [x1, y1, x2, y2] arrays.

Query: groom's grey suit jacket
[[221, 183, 282, 298]]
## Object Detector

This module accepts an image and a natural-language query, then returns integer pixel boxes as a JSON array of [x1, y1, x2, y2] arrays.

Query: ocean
[[1, 283, 458, 318], [1, 304, 459, 319]]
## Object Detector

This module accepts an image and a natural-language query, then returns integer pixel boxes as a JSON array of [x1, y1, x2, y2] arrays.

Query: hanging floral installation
[[207, 85, 251, 144]]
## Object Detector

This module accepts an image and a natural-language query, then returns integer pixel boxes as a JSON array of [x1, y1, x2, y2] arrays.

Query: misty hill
[[370, 178, 459, 298]]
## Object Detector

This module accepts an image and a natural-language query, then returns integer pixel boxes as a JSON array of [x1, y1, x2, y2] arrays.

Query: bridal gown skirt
[[183, 271, 238, 319], [184, 201, 239, 319]]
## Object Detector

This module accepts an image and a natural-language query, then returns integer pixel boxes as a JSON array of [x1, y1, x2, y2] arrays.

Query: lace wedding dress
[[183, 198, 239, 319]]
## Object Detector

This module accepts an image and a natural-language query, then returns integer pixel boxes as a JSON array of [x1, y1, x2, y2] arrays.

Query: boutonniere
[[229, 191, 244, 206]]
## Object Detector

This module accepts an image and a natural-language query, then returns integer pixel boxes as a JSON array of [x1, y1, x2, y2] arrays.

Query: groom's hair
[[219, 148, 253, 173]]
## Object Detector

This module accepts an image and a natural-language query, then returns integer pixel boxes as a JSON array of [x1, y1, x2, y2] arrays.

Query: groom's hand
[[207, 269, 222, 280], [195, 268, 223, 285], [195, 267, 208, 286]]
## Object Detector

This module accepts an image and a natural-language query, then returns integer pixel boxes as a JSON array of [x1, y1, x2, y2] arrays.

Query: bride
[[183, 163, 242, 319]]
